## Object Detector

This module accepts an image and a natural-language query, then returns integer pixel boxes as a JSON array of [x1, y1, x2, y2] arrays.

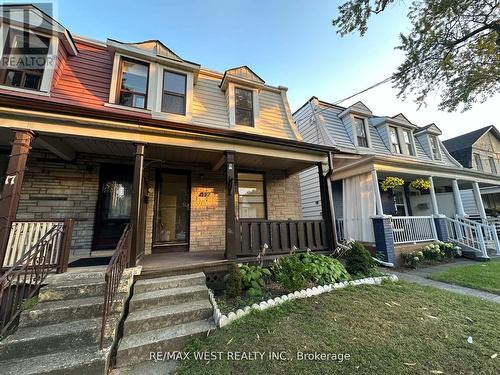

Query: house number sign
[[4, 175, 16, 185]]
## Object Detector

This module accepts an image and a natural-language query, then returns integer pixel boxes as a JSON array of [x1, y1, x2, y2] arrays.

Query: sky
[[30, 0, 500, 139]]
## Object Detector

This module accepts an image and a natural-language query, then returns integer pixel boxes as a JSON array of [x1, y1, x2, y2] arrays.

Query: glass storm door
[[154, 172, 190, 251], [92, 165, 133, 250]]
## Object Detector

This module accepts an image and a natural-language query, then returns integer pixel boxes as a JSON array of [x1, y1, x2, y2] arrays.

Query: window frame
[[116, 57, 150, 110], [389, 126, 402, 154], [161, 69, 187, 115], [474, 153, 483, 171], [489, 156, 497, 174], [354, 117, 369, 148], [402, 129, 415, 156], [234, 87, 255, 127], [237, 171, 267, 220], [430, 135, 441, 160]]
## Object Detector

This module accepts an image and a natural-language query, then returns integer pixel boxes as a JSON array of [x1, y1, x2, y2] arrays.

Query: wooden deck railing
[[100, 224, 131, 349], [0, 220, 74, 336], [236, 219, 328, 256]]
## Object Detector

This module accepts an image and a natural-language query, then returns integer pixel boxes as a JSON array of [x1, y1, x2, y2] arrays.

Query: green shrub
[[400, 251, 424, 268], [301, 252, 350, 285], [239, 264, 271, 298], [422, 243, 443, 261], [438, 242, 462, 258], [224, 263, 242, 298], [273, 254, 311, 292], [345, 242, 376, 277]]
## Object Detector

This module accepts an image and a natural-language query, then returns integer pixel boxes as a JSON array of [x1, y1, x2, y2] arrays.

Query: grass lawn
[[429, 261, 500, 295], [178, 282, 500, 375]]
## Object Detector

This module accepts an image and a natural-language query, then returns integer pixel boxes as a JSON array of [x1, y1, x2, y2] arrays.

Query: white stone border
[[208, 275, 398, 328]]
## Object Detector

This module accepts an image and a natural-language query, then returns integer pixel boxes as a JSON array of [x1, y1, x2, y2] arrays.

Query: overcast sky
[[38, 0, 499, 139]]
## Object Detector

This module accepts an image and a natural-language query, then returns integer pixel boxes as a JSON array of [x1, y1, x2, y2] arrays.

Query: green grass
[[429, 261, 500, 295], [178, 282, 500, 375]]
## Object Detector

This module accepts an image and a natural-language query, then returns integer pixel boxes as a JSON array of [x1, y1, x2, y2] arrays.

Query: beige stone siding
[[472, 132, 500, 173], [16, 152, 101, 256], [264, 171, 303, 220]]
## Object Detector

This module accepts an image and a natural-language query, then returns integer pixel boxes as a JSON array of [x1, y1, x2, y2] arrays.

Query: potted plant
[[380, 176, 405, 192]]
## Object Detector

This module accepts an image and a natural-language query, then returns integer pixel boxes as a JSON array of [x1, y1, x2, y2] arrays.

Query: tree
[[333, 0, 500, 112]]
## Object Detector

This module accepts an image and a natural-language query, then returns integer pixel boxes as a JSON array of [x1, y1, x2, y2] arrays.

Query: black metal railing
[[100, 224, 131, 349]]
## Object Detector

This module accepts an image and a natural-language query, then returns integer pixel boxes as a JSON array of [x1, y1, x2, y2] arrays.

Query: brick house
[[0, 4, 336, 274]]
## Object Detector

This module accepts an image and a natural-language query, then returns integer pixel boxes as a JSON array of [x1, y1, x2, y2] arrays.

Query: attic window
[[235, 87, 254, 126], [354, 117, 368, 147], [389, 126, 402, 154], [1, 29, 50, 91], [474, 153, 483, 171], [162, 70, 186, 115], [403, 129, 415, 156], [430, 135, 441, 160], [117, 58, 149, 109]]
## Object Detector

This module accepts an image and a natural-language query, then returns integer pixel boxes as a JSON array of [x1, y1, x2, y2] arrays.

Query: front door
[[153, 171, 190, 252], [92, 164, 133, 250]]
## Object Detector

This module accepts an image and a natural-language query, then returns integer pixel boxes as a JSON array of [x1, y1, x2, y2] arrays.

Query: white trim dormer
[[339, 101, 373, 149], [226, 82, 260, 129]]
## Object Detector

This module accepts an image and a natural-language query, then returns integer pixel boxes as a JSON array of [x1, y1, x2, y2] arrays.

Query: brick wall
[[265, 171, 303, 220], [16, 152, 100, 256]]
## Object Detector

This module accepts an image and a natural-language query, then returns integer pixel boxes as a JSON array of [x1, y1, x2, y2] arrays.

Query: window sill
[[151, 111, 192, 123], [0, 85, 50, 96], [104, 102, 152, 114]]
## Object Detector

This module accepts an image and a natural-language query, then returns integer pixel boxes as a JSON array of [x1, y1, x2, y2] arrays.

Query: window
[[235, 87, 254, 126], [238, 172, 265, 219], [403, 129, 415, 156], [430, 135, 441, 160], [1, 28, 50, 91], [389, 127, 401, 154], [474, 153, 483, 171], [162, 70, 186, 115], [354, 117, 368, 147], [117, 58, 149, 109], [393, 187, 408, 216], [489, 157, 497, 174]]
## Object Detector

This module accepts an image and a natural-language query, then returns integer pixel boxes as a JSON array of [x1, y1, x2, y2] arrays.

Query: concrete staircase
[[114, 272, 215, 370], [0, 270, 128, 374]]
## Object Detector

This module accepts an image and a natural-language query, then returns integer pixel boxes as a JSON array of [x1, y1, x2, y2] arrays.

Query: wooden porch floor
[[138, 251, 227, 278]]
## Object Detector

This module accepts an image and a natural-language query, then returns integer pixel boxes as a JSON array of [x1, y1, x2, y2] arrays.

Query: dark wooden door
[[92, 164, 133, 250], [153, 171, 191, 252]]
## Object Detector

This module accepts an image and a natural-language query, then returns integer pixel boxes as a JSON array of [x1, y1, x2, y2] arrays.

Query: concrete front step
[[134, 273, 206, 294], [124, 299, 213, 336], [38, 278, 107, 302], [129, 285, 208, 312], [0, 316, 115, 360], [116, 319, 215, 367], [0, 344, 111, 375], [19, 293, 126, 328]]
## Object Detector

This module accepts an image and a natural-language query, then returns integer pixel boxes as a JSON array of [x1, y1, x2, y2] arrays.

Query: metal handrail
[[0, 224, 64, 336], [99, 224, 131, 349]]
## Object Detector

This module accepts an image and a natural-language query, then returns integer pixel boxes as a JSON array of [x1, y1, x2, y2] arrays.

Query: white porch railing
[[445, 216, 489, 258], [455, 215, 500, 256], [335, 218, 345, 242], [3, 221, 65, 267], [390, 216, 437, 244]]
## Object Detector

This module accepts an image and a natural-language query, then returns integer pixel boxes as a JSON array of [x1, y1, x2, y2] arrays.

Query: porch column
[[129, 143, 145, 267], [371, 169, 383, 216], [472, 181, 487, 221], [0, 130, 35, 266], [452, 179, 465, 217], [428, 176, 439, 215], [225, 151, 237, 260], [318, 160, 336, 249]]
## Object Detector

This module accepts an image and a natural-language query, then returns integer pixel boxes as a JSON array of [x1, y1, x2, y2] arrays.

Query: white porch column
[[452, 179, 465, 217], [371, 169, 384, 216], [472, 181, 487, 221], [428, 176, 439, 216]]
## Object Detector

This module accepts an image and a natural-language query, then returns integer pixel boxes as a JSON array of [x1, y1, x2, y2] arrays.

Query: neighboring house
[[443, 125, 500, 216], [294, 97, 500, 263], [0, 4, 337, 273]]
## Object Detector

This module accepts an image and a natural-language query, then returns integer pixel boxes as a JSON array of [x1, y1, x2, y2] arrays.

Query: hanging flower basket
[[380, 176, 405, 191], [409, 178, 431, 192]]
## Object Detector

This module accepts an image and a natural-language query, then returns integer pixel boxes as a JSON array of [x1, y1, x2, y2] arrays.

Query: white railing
[[456, 215, 500, 256], [3, 221, 65, 267], [390, 216, 437, 244], [335, 218, 345, 242], [446, 217, 489, 258]]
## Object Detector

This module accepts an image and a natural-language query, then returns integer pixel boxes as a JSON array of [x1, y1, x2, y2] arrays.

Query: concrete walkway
[[390, 259, 500, 304]]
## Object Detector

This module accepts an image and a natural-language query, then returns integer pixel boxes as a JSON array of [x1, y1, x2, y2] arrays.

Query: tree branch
[[445, 21, 500, 47]]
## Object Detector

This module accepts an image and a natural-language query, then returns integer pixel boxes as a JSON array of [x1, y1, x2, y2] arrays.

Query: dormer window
[[403, 129, 415, 156], [389, 126, 401, 154], [474, 153, 483, 171], [235, 87, 254, 126], [162, 70, 186, 115], [354, 117, 368, 147], [430, 135, 441, 160], [1, 28, 50, 91], [117, 58, 149, 109]]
